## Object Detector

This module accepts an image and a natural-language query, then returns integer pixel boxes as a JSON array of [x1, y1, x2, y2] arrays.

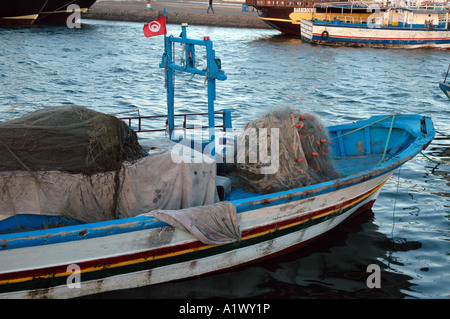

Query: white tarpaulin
[[0, 138, 219, 223]]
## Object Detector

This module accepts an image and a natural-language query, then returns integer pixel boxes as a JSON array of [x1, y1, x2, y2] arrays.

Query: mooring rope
[[329, 114, 396, 142], [419, 129, 449, 165], [391, 165, 402, 240], [376, 115, 396, 166], [420, 150, 442, 164], [328, 114, 398, 167]]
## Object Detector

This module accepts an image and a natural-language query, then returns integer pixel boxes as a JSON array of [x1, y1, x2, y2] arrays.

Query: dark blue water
[[0, 19, 449, 299]]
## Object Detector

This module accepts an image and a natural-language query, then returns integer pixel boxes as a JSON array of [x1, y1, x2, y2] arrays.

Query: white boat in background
[[301, 2, 450, 48]]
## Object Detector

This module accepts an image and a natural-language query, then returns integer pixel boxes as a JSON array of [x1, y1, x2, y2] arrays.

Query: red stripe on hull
[[152, 199, 377, 285], [242, 199, 375, 263], [0, 188, 378, 284], [313, 33, 450, 41]]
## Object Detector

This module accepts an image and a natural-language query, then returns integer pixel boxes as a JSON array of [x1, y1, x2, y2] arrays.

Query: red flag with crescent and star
[[143, 16, 167, 38]]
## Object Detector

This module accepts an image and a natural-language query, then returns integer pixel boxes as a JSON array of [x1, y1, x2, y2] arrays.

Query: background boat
[[0, 0, 48, 25], [245, 0, 349, 36], [439, 81, 450, 98], [301, 4, 450, 48], [35, 0, 97, 24], [439, 63, 450, 98]]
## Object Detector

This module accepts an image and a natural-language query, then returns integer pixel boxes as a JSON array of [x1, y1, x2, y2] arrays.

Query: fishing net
[[0, 105, 147, 174], [234, 107, 339, 194], [0, 108, 220, 223]]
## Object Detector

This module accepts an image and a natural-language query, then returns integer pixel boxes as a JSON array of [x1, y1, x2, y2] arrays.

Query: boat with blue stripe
[[301, 2, 450, 49], [0, 21, 436, 299]]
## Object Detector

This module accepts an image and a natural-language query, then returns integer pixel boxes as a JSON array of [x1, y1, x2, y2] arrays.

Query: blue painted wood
[[223, 109, 232, 132], [439, 81, 450, 99], [0, 214, 83, 235]]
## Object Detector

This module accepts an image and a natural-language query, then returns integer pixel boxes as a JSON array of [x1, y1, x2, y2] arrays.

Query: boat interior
[[0, 113, 424, 235]]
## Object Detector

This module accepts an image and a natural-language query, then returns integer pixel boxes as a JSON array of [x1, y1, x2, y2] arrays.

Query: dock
[[83, 0, 270, 29]]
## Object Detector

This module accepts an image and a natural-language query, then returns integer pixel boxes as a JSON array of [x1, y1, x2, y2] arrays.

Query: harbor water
[[0, 19, 449, 299]]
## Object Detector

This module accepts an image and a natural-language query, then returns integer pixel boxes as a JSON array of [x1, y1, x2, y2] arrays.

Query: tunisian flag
[[143, 16, 167, 38]]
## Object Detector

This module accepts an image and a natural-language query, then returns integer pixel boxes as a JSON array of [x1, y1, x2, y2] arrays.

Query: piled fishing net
[[234, 107, 339, 194], [0, 105, 147, 174], [0, 108, 219, 223]]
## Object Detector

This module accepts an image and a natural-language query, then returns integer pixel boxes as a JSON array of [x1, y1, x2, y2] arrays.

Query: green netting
[[0, 105, 147, 174]]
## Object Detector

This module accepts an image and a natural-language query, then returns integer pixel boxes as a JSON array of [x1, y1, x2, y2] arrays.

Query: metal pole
[[205, 39, 215, 159]]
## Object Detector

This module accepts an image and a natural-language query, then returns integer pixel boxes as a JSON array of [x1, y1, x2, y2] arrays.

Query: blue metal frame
[[159, 16, 227, 156]]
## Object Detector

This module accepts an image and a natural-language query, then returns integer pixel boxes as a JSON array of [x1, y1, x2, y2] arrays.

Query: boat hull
[[439, 81, 450, 99], [36, 0, 97, 25], [301, 19, 450, 49], [246, 0, 321, 36], [254, 6, 306, 36], [0, 172, 389, 299], [0, 114, 435, 298], [0, 0, 48, 25]]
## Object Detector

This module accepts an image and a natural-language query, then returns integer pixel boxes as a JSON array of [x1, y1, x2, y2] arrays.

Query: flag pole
[[163, 8, 167, 63], [163, 8, 167, 43], [163, 8, 174, 140]]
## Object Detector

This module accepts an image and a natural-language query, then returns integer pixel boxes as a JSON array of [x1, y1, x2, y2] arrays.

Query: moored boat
[[35, 0, 97, 25], [301, 2, 450, 48], [439, 81, 450, 98], [439, 63, 450, 98], [0, 22, 435, 299], [245, 0, 349, 36], [0, 0, 48, 25]]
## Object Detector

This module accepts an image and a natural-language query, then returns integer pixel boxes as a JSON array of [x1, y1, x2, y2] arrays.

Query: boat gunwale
[[439, 81, 450, 89], [308, 20, 450, 32], [0, 115, 434, 250], [0, 182, 384, 295]]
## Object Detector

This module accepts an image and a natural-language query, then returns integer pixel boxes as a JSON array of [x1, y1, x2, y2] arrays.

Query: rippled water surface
[[0, 20, 449, 299]]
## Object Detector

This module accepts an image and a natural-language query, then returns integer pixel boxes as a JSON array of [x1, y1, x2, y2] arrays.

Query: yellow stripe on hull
[[260, 12, 314, 25], [260, 17, 293, 23], [2, 14, 38, 20], [40, 8, 89, 15], [289, 12, 314, 22], [0, 180, 386, 286]]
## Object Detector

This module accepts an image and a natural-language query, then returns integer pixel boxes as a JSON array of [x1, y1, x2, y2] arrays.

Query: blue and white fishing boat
[[0, 23, 435, 299], [301, 2, 450, 49]]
